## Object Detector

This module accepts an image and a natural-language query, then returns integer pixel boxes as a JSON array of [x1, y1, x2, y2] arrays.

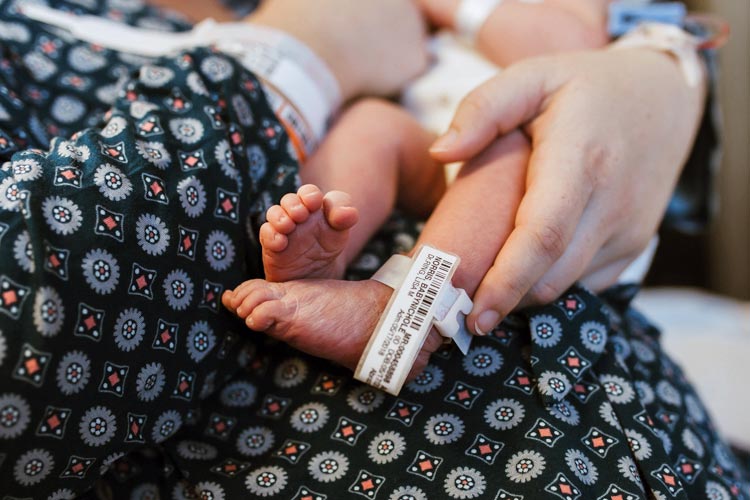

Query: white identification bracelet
[[610, 22, 704, 88], [355, 246, 474, 395], [20, 4, 342, 158]]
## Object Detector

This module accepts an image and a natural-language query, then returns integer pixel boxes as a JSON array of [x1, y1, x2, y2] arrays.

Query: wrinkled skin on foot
[[260, 184, 359, 282], [222, 279, 445, 379]]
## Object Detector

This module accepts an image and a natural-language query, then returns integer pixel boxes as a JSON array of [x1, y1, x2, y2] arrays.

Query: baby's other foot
[[222, 279, 445, 378], [260, 184, 359, 281]]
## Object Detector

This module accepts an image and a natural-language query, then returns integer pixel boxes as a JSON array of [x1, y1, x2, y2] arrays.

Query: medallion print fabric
[[0, 1, 748, 499]]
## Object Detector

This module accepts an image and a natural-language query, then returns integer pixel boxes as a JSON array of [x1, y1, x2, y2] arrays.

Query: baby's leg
[[261, 99, 446, 281], [223, 130, 529, 375]]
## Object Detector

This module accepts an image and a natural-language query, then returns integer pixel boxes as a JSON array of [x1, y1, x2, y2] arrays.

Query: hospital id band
[[355, 246, 474, 395]]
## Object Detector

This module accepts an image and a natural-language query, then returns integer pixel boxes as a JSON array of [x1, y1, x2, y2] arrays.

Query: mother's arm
[[430, 47, 707, 333]]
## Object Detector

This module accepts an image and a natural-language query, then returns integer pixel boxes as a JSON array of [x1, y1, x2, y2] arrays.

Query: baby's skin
[[221, 184, 446, 377]]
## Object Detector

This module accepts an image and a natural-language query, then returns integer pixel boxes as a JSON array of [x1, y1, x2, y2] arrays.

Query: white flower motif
[[247, 144, 267, 182], [656, 380, 682, 407], [12, 230, 34, 273], [388, 486, 427, 500], [625, 428, 652, 460], [579, 321, 608, 353], [13, 448, 55, 486], [200, 55, 234, 83], [630, 339, 656, 363], [79, 406, 117, 447], [505, 450, 546, 483], [215, 139, 240, 183], [9, 158, 42, 181], [289, 402, 330, 434], [135, 213, 170, 256], [634, 380, 655, 405], [42, 196, 83, 235], [94, 163, 132, 201], [152, 410, 183, 443], [139, 64, 175, 88], [616, 456, 643, 489], [186, 320, 216, 362], [205, 230, 235, 272], [705, 480, 731, 500], [530, 314, 562, 348], [236, 426, 275, 457], [245, 465, 288, 497], [176, 440, 218, 461], [0, 177, 25, 211], [56, 351, 91, 395], [685, 394, 707, 424], [462, 346, 503, 377], [547, 400, 580, 426], [51, 95, 85, 124], [32, 286, 65, 337], [600, 374, 636, 405], [113, 308, 146, 352], [681, 427, 705, 458], [136, 140, 172, 169], [273, 357, 309, 388], [186, 71, 208, 96], [484, 398, 526, 430], [405, 364, 444, 394], [129, 101, 158, 119], [56, 140, 90, 162], [564, 449, 599, 486], [177, 176, 207, 218], [169, 118, 205, 145], [195, 482, 225, 500], [307, 450, 349, 483], [0, 330, 6, 367], [537, 370, 572, 401], [100, 116, 127, 138], [443, 467, 486, 499], [136, 362, 165, 402], [220, 380, 257, 408], [47, 488, 76, 500], [0, 393, 32, 439], [346, 385, 387, 413], [163, 269, 194, 311], [424, 413, 465, 445], [367, 431, 406, 465], [82, 248, 120, 295], [598, 401, 621, 430]]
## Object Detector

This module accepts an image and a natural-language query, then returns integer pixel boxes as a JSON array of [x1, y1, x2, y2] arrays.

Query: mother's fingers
[[467, 150, 593, 334], [429, 60, 560, 163]]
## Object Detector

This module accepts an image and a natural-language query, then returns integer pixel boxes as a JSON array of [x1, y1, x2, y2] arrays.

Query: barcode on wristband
[[355, 246, 460, 395]]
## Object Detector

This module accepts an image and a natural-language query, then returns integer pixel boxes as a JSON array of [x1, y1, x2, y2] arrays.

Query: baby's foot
[[222, 279, 444, 378], [260, 184, 359, 282]]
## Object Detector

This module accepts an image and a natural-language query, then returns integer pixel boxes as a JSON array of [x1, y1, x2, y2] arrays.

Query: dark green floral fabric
[[0, 2, 747, 499]]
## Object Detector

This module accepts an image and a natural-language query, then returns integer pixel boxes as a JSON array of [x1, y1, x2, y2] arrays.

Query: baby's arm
[[420, 0, 612, 66]]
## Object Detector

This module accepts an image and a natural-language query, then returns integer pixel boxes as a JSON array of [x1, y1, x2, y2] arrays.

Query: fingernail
[[475, 310, 500, 335], [430, 129, 458, 152]]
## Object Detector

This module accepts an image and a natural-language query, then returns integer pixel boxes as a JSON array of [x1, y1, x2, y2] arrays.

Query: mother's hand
[[248, 0, 429, 100], [430, 48, 706, 333]]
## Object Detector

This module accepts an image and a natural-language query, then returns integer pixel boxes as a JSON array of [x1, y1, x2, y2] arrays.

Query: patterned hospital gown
[[0, 1, 747, 499]]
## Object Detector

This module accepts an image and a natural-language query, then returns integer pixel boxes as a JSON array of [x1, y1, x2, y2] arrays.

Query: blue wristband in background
[[608, 1, 687, 37]]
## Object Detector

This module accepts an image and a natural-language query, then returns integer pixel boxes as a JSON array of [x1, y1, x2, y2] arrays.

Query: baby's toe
[[260, 222, 289, 252], [247, 299, 287, 332], [323, 190, 359, 231], [280, 192, 311, 223], [297, 184, 324, 213], [266, 204, 296, 234]]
